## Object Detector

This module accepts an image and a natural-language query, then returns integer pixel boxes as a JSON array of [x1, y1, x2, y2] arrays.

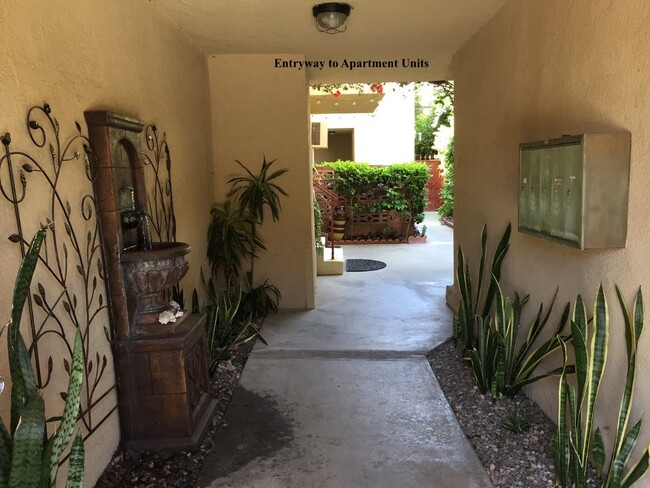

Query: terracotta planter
[[332, 215, 346, 241]]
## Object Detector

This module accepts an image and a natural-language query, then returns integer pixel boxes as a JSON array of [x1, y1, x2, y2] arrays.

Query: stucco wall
[[453, 0, 650, 475], [311, 83, 415, 165], [208, 54, 315, 309], [0, 1, 213, 485]]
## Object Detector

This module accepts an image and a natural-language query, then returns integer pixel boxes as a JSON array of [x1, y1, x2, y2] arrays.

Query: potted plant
[[332, 205, 347, 241]]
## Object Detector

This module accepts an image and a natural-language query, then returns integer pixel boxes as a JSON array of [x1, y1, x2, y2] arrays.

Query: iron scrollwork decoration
[[143, 124, 176, 244], [142, 124, 183, 306], [0, 103, 117, 439]]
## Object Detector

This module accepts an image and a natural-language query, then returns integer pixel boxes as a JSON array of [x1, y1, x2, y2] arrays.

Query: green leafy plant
[[437, 136, 454, 218], [314, 198, 324, 251], [503, 408, 531, 434], [381, 226, 399, 240], [414, 81, 454, 158], [227, 156, 288, 282], [415, 109, 436, 158], [202, 271, 267, 373], [491, 283, 571, 397], [466, 280, 571, 398], [207, 200, 264, 291], [454, 223, 511, 352], [0, 227, 85, 488], [206, 156, 287, 328], [318, 161, 429, 233], [459, 223, 570, 399], [240, 277, 281, 319], [553, 286, 650, 488], [466, 315, 497, 395]]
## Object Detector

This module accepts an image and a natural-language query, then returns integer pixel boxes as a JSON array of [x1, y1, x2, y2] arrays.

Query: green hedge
[[318, 161, 429, 224], [437, 137, 454, 218]]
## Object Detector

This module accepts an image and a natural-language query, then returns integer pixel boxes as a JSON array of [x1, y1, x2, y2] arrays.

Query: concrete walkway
[[197, 215, 492, 488]]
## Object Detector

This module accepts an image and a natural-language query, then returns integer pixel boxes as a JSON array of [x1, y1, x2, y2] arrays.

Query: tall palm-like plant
[[207, 200, 265, 291], [227, 156, 288, 282]]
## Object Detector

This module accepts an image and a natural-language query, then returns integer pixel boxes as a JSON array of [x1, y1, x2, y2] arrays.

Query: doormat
[[345, 259, 387, 272]]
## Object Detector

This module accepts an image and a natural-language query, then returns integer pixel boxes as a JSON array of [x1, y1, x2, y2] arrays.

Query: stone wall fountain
[[85, 111, 215, 450]]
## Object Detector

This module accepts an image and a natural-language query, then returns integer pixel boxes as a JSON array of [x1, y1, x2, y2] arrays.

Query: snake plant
[[466, 315, 498, 395], [202, 270, 267, 373], [492, 281, 571, 397], [454, 223, 511, 351], [467, 278, 571, 398], [0, 227, 85, 488], [553, 285, 650, 488]]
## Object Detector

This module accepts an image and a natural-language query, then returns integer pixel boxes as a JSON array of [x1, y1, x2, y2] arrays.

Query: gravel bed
[[428, 339, 598, 488], [94, 339, 255, 488]]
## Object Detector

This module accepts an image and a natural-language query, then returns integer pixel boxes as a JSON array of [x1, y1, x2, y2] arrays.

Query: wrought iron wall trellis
[[142, 124, 176, 244], [0, 104, 117, 440], [142, 123, 182, 305]]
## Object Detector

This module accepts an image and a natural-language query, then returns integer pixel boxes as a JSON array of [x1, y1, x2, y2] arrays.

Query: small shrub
[[503, 408, 531, 434], [202, 272, 266, 373], [437, 137, 454, 218], [240, 278, 281, 319], [319, 161, 429, 226]]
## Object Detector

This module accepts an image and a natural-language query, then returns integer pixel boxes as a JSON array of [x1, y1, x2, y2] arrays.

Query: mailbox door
[[528, 148, 542, 232], [539, 148, 552, 234], [548, 146, 566, 237], [563, 143, 583, 245], [519, 150, 532, 229]]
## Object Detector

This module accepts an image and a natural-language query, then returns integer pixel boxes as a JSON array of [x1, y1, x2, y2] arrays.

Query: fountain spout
[[121, 209, 152, 250]]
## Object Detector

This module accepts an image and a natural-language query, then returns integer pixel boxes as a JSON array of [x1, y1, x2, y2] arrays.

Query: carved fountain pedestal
[[116, 313, 212, 450], [85, 111, 216, 450]]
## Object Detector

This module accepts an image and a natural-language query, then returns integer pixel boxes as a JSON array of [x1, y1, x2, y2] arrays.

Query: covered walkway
[[197, 215, 491, 487]]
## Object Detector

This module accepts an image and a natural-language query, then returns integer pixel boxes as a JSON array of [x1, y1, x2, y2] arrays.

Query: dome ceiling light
[[312, 3, 352, 34]]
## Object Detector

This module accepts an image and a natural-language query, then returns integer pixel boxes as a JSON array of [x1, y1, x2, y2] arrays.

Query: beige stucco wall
[[208, 54, 315, 309], [453, 0, 650, 476], [0, 1, 213, 485], [311, 83, 415, 165]]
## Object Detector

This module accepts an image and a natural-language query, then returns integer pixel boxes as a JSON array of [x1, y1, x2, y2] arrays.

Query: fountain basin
[[121, 242, 190, 329]]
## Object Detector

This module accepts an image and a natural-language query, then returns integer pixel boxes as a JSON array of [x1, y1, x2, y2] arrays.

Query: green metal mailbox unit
[[519, 133, 630, 249]]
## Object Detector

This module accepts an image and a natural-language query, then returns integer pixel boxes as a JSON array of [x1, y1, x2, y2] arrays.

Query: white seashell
[[0, 377, 4, 395]]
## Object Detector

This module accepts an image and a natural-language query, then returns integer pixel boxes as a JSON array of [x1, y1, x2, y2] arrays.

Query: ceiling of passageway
[[148, 0, 506, 82]]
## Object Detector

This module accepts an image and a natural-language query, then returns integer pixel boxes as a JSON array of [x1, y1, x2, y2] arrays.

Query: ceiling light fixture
[[312, 3, 352, 34]]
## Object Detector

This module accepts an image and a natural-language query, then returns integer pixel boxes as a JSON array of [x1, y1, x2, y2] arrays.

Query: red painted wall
[[422, 159, 444, 211]]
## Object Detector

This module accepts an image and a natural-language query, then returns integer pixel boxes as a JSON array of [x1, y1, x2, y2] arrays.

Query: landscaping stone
[[428, 339, 598, 488]]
